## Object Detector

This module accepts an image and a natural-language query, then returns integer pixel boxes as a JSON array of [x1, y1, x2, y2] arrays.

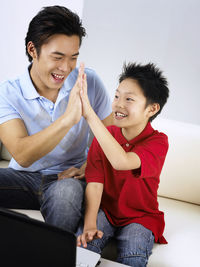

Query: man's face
[[29, 34, 80, 94]]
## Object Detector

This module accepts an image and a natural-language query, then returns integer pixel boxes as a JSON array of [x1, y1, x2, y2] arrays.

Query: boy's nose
[[116, 99, 125, 109]]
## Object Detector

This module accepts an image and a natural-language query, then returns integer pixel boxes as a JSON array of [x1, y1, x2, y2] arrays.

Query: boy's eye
[[114, 95, 119, 99], [126, 97, 134, 101]]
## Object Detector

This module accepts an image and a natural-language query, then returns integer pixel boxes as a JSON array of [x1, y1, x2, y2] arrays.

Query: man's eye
[[54, 57, 62, 60]]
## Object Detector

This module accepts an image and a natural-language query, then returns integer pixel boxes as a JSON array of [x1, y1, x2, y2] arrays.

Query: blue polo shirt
[[0, 67, 112, 174]]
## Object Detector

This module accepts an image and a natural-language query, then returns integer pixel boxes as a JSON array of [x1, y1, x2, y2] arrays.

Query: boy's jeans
[[0, 168, 86, 233], [76, 209, 154, 267]]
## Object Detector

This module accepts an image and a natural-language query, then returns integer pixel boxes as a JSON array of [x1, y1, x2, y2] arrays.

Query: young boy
[[77, 62, 169, 267]]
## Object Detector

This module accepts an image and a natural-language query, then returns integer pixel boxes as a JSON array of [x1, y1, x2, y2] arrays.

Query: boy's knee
[[117, 252, 148, 267], [117, 238, 153, 267]]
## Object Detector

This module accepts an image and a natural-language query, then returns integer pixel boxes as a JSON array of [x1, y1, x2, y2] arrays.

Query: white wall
[[1, 0, 199, 125], [0, 0, 84, 81], [80, 0, 200, 125]]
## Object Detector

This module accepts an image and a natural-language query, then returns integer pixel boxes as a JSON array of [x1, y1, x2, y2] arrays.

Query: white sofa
[[0, 117, 200, 267]]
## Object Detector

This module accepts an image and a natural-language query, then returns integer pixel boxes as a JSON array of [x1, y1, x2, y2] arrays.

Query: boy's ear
[[148, 103, 160, 118], [27, 41, 38, 60]]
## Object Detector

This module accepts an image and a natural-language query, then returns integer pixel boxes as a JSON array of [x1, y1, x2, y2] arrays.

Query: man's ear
[[27, 41, 38, 60], [148, 103, 160, 118]]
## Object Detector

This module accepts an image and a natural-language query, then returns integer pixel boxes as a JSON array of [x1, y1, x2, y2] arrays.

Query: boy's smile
[[112, 78, 155, 140], [115, 111, 128, 120]]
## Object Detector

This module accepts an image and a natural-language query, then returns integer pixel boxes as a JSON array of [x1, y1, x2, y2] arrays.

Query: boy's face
[[29, 34, 80, 94], [112, 78, 156, 136]]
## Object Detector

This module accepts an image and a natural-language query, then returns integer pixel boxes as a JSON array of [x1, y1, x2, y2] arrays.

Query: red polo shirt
[[85, 122, 169, 244]]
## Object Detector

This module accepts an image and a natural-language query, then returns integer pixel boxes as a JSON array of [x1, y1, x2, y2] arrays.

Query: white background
[[80, 0, 200, 125], [1, 0, 199, 125]]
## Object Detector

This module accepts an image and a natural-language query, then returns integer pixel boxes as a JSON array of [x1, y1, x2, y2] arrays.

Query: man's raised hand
[[63, 63, 85, 125]]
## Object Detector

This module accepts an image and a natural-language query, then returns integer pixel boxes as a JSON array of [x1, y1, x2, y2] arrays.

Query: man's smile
[[51, 73, 65, 82]]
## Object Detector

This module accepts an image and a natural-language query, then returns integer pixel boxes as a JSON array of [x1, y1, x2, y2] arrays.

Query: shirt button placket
[[49, 104, 54, 122]]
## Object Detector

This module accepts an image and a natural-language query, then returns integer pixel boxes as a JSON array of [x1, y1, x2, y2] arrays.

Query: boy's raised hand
[[77, 228, 103, 248], [79, 66, 93, 120]]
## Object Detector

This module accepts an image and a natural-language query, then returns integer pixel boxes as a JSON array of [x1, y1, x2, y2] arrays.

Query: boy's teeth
[[116, 112, 127, 117]]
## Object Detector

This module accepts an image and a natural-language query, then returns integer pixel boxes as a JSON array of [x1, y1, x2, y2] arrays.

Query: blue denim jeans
[[0, 168, 86, 233], [76, 209, 154, 267]]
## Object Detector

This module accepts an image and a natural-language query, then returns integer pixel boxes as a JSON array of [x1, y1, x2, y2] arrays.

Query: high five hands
[[58, 63, 93, 181], [65, 62, 92, 125], [78, 62, 93, 121]]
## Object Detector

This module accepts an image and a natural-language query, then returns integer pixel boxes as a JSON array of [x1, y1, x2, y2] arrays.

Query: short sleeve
[[0, 89, 21, 125], [133, 133, 169, 179], [85, 137, 105, 184]]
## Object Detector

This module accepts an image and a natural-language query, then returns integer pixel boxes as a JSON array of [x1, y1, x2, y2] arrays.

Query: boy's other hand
[[77, 228, 103, 248]]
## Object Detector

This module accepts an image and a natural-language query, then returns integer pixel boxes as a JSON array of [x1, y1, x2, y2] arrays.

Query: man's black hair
[[119, 62, 169, 121], [25, 5, 86, 62]]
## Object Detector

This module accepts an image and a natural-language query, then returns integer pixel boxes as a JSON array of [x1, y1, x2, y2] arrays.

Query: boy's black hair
[[119, 62, 169, 121], [25, 5, 86, 62]]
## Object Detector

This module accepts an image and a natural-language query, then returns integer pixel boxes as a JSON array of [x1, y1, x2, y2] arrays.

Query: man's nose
[[58, 60, 71, 73]]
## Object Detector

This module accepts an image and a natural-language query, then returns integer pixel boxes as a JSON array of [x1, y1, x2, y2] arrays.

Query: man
[[0, 6, 112, 233]]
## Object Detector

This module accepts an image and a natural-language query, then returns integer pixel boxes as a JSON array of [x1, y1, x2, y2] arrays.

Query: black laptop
[[0, 208, 77, 267]]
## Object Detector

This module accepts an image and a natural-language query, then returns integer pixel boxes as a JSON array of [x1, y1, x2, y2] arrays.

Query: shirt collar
[[19, 66, 78, 100], [19, 66, 40, 100], [116, 122, 154, 145]]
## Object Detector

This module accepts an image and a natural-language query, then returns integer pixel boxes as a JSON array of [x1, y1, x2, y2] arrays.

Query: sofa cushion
[[148, 196, 200, 267], [1, 144, 12, 161], [152, 117, 200, 205], [0, 160, 10, 168]]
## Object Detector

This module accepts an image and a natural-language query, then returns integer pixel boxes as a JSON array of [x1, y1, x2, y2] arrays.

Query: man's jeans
[[0, 168, 86, 233], [76, 209, 154, 267]]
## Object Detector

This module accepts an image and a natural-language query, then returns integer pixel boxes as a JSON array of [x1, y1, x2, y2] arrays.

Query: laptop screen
[[0, 208, 76, 267]]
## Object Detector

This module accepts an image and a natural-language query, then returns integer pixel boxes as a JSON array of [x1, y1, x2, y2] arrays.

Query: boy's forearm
[[86, 108, 140, 170], [84, 182, 103, 230]]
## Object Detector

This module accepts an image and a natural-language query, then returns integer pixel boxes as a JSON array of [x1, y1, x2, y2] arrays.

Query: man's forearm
[[11, 114, 74, 167]]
